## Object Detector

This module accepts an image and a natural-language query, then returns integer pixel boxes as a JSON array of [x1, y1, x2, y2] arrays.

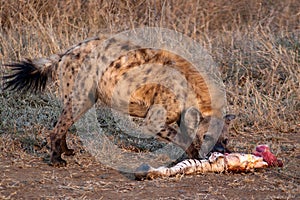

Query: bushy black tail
[[2, 58, 56, 93]]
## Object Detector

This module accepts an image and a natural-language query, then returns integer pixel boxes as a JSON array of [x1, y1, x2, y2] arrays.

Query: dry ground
[[0, 130, 299, 199], [1, 0, 299, 199]]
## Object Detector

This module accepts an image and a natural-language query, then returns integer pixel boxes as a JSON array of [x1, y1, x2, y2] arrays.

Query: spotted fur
[[3, 35, 233, 167]]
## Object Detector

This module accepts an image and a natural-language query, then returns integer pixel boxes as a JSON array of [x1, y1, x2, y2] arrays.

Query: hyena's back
[[75, 37, 224, 122]]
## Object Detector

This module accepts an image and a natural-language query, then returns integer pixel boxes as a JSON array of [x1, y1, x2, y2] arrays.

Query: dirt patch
[[0, 132, 299, 200]]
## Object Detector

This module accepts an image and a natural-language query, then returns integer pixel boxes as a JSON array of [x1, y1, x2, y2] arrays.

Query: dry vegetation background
[[0, 0, 299, 199]]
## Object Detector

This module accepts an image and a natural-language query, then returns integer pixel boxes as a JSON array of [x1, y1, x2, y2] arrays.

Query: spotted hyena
[[3, 34, 234, 167]]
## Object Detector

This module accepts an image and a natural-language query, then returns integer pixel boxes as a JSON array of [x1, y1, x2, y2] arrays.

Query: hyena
[[3, 35, 234, 167]]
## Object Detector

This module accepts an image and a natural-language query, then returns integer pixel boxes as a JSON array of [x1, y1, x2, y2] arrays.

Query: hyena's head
[[180, 107, 235, 157], [199, 114, 236, 156]]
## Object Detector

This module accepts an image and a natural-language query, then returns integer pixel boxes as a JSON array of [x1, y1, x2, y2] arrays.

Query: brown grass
[[1, 0, 299, 136]]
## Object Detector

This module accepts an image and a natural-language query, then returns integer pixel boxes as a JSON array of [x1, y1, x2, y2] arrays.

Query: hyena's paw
[[50, 152, 67, 167], [51, 158, 67, 167], [63, 148, 75, 156], [61, 136, 75, 156]]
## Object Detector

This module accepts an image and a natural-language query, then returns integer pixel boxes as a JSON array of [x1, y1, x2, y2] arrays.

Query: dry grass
[[0, 1, 299, 198], [1, 0, 299, 135]]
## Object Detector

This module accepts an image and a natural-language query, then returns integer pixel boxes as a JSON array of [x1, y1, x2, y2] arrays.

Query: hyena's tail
[[2, 55, 59, 93]]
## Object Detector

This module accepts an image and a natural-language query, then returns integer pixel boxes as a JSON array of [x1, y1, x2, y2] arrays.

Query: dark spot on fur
[[163, 59, 173, 65], [73, 53, 80, 59], [67, 83, 70, 87], [128, 77, 134, 82], [80, 82, 85, 89], [146, 68, 152, 75], [138, 49, 147, 55], [101, 55, 108, 63], [121, 44, 130, 50], [104, 44, 110, 51], [143, 77, 148, 82], [122, 72, 128, 78], [87, 64, 92, 71], [180, 80, 186, 87], [115, 63, 121, 69], [110, 38, 117, 43], [167, 132, 172, 137], [105, 38, 117, 50]]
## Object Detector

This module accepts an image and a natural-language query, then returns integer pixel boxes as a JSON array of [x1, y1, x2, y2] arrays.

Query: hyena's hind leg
[[50, 80, 98, 167], [50, 100, 75, 166], [50, 98, 96, 166], [144, 105, 200, 159]]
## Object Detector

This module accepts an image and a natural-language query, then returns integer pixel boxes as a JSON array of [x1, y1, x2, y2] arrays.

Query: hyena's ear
[[182, 107, 202, 130], [224, 114, 235, 123]]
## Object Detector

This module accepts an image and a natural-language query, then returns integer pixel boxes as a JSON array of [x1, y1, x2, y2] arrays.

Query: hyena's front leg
[[144, 105, 200, 159], [177, 107, 202, 158], [158, 125, 200, 159]]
